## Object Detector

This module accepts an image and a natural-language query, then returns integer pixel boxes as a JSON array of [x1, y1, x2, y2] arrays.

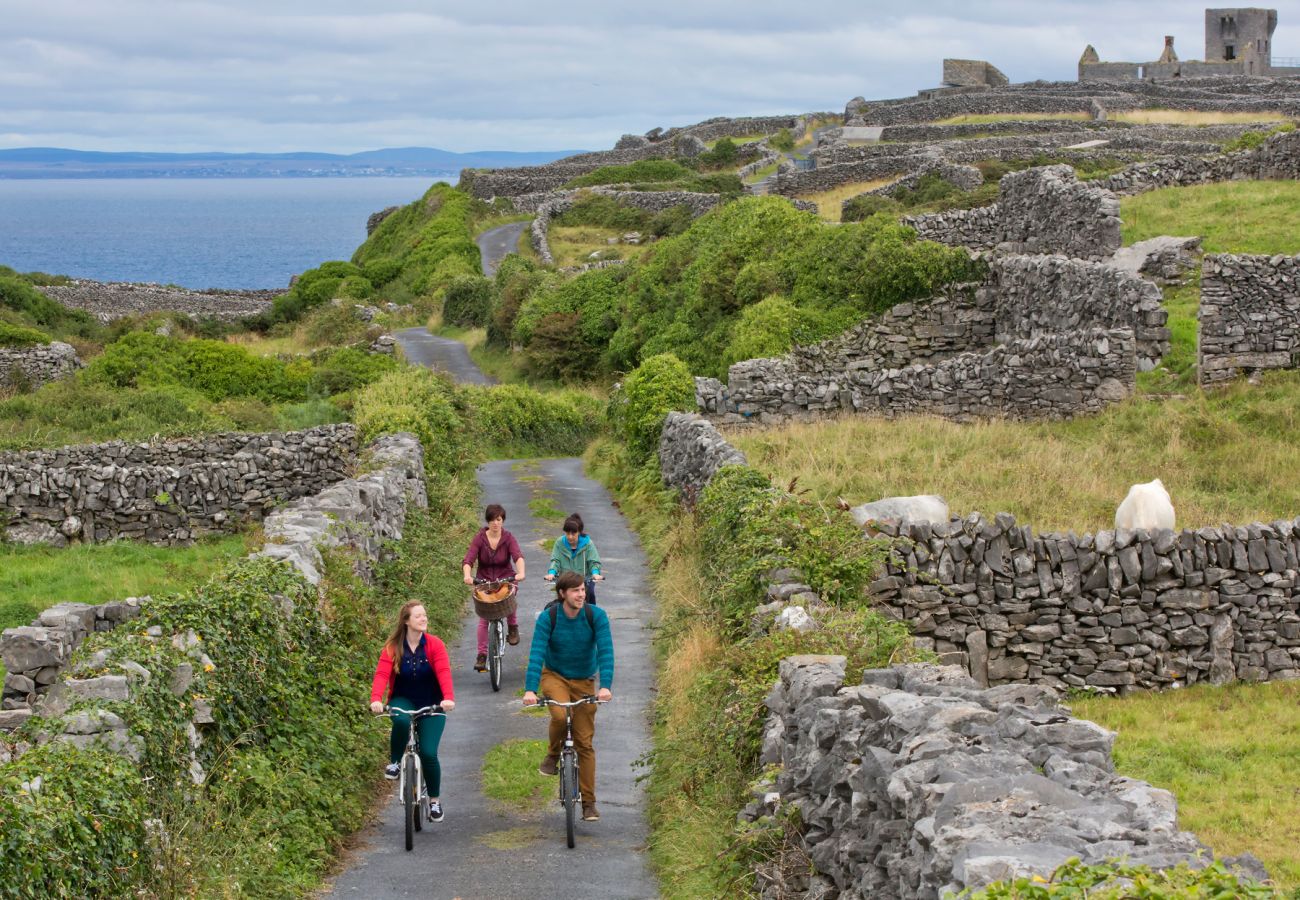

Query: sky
[[2, 1, 1298, 154]]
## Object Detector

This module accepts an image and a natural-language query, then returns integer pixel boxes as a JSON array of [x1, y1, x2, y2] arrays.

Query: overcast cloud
[[2, 1, 1298, 153]]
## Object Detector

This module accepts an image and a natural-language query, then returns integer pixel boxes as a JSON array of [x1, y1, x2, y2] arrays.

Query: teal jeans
[[388, 696, 447, 796]]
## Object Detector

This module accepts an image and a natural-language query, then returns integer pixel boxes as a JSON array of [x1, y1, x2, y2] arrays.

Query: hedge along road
[[322, 346, 659, 898]]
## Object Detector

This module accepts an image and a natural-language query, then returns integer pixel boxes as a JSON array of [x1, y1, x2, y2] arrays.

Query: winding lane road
[[324, 273, 659, 898], [477, 221, 529, 278]]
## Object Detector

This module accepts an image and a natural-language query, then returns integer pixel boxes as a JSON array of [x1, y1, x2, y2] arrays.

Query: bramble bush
[[486, 255, 551, 349], [353, 366, 472, 478], [514, 267, 626, 379], [441, 274, 494, 327], [965, 857, 1282, 899], [614, 353, 695, 461], [460, 383, 604, 457], [0, 321, 53, 347], [351, 183, 479, 304]]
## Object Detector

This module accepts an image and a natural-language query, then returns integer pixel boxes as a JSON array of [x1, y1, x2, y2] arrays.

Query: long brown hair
[[383, 600, 425, 674]]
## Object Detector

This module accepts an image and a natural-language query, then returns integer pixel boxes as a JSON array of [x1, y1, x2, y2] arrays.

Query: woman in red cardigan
[[369, 600, 455, 822]]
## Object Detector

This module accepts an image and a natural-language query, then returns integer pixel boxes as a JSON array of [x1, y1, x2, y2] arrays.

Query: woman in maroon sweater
[[461, 503, 526, 671]]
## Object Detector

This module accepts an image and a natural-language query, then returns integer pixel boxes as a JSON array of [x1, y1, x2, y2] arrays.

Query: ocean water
[[0, 177, 442, 290]]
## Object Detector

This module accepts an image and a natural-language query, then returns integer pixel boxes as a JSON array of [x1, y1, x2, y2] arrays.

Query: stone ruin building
[[1080, 7, 1300, 80]]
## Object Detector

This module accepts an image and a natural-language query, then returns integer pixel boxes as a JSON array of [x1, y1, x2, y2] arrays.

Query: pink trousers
[[477, 613, 518, 654]]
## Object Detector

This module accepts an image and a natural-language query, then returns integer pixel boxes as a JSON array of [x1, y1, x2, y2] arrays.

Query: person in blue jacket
[[544, 513, 604, 603], [522, 571, 614, 822]]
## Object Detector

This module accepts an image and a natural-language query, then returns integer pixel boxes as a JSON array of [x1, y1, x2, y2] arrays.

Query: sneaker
[[582, 804, 600, 821], [538, 755, 558, 776], [428, 799, 444, 822], [507, 624, 520, 645], [384, 763, 399, 780], [474, 652, 487, 672]]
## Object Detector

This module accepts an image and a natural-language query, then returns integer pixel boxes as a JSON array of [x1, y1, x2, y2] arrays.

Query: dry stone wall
[[528, 188, 725, 263], [1095, 129, 1300, 195], [657, 412, 748, 499], [0, 341, 82, 389], [905, 165, 1122, 260], [0, 424, 357, 546], [870, 511, 1300, 693], [743, 657, 1248, 900], [40, 281, 277, 322], [1198, 252, 1300, 385]]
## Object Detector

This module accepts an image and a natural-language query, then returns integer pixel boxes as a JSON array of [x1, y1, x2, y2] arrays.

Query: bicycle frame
[[474, 577, 515, 691], [535, 695, 604, 847], [382, 704, 445, 850]]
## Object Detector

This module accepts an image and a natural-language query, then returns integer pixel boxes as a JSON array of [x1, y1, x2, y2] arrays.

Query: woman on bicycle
[[544, 513, 604, 604], [462, 503, 526, 672], [369, 600, 455, 822]]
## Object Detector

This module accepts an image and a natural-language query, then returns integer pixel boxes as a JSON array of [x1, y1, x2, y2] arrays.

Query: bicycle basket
[[473, 582, 518, 620]]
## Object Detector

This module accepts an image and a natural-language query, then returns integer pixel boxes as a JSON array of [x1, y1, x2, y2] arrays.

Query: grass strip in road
[[481, 738, 553, 811], [1073, 681, 1300, 892], [476, 825, 544, 850]]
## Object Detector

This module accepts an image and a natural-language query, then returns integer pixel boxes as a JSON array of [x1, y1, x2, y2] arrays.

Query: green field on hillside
[[729, 370, 1300, 533], [1074, 681, 1300, 891], [1121, 180, 1300, 255]]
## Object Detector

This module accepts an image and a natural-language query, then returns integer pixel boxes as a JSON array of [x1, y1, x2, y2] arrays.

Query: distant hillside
[[0, 146, 587, 179]]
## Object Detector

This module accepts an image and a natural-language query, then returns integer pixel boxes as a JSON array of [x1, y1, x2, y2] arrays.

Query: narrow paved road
[[325, 308, 659, 899], [394, 327, 496, 385], [477, 221, 529, 277]]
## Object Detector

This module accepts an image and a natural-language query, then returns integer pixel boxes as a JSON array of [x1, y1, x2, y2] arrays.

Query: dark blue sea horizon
[[0, 177, 442, 290]]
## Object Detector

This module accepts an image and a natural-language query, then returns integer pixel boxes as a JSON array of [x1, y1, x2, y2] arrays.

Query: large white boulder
[[1114, 479, 1175, 531], [851, 495, 950, 527]]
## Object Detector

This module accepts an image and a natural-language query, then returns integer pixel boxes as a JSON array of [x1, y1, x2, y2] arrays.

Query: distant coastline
[[0, 145, 585, 179]]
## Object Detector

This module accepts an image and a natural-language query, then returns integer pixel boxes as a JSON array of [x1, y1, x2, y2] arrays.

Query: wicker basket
[[473, 582, 518, 620]]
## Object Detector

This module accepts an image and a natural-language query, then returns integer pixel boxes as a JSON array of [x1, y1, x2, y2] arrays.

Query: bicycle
[[380, 704, 445, 851], [473, 577, 518, 692], [534, 695, 605, 848]]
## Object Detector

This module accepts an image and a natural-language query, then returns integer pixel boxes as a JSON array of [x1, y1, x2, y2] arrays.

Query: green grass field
[[1073, 681, 1300, 891], [1121, 181, 1300, 255]]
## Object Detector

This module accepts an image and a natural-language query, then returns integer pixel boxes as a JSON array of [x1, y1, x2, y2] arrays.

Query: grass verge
[[728, 370, 1300, 533], [481, 738, 553, 811], [1072, 681, 1300, 891], [1121, 181, 1300, 255]]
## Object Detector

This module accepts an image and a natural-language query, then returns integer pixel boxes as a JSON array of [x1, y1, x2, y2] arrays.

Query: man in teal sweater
[[523, 571, 615, 822]]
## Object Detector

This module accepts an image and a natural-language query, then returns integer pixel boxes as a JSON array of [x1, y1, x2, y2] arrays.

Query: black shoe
[[474, 653, 487, 672], [384, 763, 399, 780], [507, 624, 520, 645], [428, 800, 444, 822]]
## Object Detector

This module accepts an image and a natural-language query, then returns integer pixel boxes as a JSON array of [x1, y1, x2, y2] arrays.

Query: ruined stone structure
[[39, 280, 277, 322], [905, 166, 1123, 260], [744, 658, 1256, 899], [1198, 252, 1300, 385], [1, 432, 426, 746], [0, 424, 357, 546], [0, 341, 82, 390], [1080, 8, 1299, 81], [1096, 127, 1300, 195], [700, 250, 1167, 424], [941, 58, 1009, 90]]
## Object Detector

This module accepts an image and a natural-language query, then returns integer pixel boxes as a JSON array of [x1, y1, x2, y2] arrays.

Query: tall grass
[[931, 112, 1091, 125], [1121, 181, 1300, 255], [797, 178, 897, 222], [729, 371, 1300, 533], [1073, 681, 1300, 891], [1112, 109, 1290, 126]]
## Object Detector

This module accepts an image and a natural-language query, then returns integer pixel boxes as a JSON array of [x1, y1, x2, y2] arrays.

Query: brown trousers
[[539, 668, 598, 805]]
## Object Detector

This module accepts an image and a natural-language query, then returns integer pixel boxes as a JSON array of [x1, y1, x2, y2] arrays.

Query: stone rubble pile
[[0, 341, 82, 389], [0, 424, 357, 546], [742, 657, 1252, 899]]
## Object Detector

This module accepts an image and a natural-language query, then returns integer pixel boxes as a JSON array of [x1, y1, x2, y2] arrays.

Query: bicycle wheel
[[489, 620, 502, 692], [561, 753, 577, 849], [403, 753, 418, 851]]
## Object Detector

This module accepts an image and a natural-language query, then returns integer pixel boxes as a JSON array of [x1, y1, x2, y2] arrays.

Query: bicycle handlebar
[[534, 696, 606, 708], [378, 705, 446, 718]]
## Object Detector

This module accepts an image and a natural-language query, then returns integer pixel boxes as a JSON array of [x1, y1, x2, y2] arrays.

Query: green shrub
[[301, 301, 371, 347], [648, 205, 695, 238], [308, 347, 400, 396], [723, 295, 800, 368], [891, 172, 962, 206], [696, 137, 739, 170], [553, 194, 653, 231], [0, 742, 150, 898], [0, 321, 53, 347], [360, 257, 402, 287], [83, 332, 310, 403], [353, 367, 471, 477], [461, 384, 604, 456], [442, 274, 494, 327], [842, 194, 903, 222], [769, 128, 795, 152], [0, 380, 219, 449], [512, 265, 625, 353], [0, 274, 94, 335], [487, 256, 549, 349], [618, 353, 695, 461]]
